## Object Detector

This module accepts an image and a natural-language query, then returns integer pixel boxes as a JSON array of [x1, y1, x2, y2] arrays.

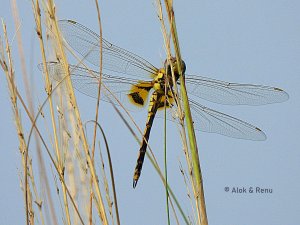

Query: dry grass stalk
[[1, 20, 35, 225], [0, 0, 210, 224]]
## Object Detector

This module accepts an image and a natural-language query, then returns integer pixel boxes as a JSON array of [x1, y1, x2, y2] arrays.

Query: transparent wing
[[58, 20, 159, 78], [165, 100, 266, 140], [185, 75, 289, 105], [39, 62, 152, 111], [188, 100, 267, 140]]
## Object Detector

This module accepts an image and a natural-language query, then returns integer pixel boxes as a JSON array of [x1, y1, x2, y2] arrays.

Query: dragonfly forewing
[[59, 20, 159, 79], [185, 75, 289, 105]]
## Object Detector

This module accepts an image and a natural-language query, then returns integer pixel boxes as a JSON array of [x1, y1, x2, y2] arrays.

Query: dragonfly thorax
[[153, 71, 169, 93], [153, 58, 186, 94], [164, 57, 186, 81]]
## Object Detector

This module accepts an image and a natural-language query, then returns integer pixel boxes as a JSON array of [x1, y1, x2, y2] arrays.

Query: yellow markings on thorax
[[149, 68, 165, 78], [153, 71, 164, 92], [154, 70, 175, 110], [128, 68, 174, 109]]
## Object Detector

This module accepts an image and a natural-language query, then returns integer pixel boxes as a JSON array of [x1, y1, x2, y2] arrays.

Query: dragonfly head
[[164, 57, 186, 81]]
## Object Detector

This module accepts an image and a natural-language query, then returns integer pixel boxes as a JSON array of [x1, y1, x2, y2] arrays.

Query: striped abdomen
[[133, 91, 162, 188]]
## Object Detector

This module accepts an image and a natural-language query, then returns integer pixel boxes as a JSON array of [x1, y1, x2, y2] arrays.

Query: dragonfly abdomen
[[133, 91, 162, 188]]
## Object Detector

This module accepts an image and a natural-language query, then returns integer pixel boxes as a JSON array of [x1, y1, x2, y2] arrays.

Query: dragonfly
[[43, 20, 289, 188]]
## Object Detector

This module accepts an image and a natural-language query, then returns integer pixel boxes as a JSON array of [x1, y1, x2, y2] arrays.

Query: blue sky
[[0, 1, 300, 225]]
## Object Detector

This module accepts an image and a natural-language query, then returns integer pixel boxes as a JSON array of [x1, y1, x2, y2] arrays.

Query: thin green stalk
[[163, 1, 208, 224], [147, 150, 190, 225], [164, 83, 170, 225], [110, 96, 189, 225]]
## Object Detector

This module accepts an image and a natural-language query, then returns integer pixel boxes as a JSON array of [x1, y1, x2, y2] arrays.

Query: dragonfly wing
[[40, 62, 153, 111], [188, 100, 267, 140], [185, 75, 289, 105], [58, 20, 159, 78]]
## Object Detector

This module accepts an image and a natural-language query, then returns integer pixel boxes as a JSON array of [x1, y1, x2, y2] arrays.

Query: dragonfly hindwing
[[128, 81, 153, 107]]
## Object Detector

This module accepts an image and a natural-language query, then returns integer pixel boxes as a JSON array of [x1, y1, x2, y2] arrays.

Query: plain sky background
[[1, 0, 300, 225]]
